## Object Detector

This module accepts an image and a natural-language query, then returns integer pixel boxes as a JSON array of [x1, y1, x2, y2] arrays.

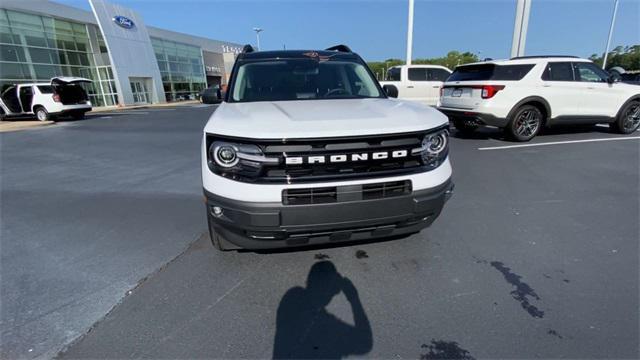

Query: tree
[[589, 44, 640, 71], [367, 51, 480, 80]]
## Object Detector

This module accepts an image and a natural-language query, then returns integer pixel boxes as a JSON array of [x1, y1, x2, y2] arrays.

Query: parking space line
[[478, 136, 640, 150]]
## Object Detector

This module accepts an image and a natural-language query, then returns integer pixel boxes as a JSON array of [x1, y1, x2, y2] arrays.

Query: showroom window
[[0, 9, 116, 106], [151, 37, 206, 101]]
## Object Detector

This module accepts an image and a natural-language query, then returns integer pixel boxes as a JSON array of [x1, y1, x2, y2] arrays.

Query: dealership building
[[0, 0, 243, 106]]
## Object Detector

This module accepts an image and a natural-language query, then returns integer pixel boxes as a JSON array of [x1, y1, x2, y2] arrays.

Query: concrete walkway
[[0, 100, 201, 133]]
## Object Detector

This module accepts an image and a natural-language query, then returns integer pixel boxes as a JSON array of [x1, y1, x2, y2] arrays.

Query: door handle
[[542, 84, 551, 87], [407, 86, 414, 89], [432, 85, 440, 88], [587, 87, 595, 89]]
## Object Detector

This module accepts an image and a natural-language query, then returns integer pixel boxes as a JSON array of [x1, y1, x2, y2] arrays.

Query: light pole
[[253, 27, 263, 51], [510, 0, 531, 58], [602, 0, 619, 70], [406, 0, 414, 65]]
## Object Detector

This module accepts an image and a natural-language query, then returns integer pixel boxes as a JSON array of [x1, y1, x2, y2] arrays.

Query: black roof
[[239, 50, 358, 60], [510, 55, 579, 60]]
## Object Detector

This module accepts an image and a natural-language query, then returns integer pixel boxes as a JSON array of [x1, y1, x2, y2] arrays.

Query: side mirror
[[383, 84, 398, 98], [607, 73, 620, 84], [216, 88, 225, 101]]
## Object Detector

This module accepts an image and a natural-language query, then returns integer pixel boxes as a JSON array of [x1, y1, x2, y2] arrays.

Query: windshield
[[230, 58, 383, 102]]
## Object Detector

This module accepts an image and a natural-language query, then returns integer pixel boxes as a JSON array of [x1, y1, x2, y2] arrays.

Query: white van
[[0, 77, 92, 121]]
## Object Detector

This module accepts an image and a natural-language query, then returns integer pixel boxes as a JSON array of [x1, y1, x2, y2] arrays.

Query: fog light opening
[[212, 206, 223, 217]]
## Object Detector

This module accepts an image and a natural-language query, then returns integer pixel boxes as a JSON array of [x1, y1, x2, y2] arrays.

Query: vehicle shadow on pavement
[[272, 261, 373, 359], [450, 123, 612, 141]]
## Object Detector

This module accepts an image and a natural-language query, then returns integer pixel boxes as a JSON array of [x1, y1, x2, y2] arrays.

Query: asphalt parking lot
[[1, 105, 638, 359]]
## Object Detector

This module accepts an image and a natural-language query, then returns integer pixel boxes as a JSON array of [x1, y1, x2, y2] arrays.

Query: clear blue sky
[[56, 0, 639, 61]]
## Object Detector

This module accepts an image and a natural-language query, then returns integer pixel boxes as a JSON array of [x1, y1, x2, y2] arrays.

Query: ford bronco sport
[[201, 45, 454, 250]]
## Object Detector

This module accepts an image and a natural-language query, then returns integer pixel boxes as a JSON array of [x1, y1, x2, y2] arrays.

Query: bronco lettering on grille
[[285, 150, 409, 165]]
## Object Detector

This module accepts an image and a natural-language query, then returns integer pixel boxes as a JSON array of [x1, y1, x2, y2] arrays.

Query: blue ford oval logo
[[112, 16, 134, 29]]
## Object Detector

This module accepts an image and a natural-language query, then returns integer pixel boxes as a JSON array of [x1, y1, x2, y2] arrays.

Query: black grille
[[283, 180, 412, 205], [208, 129, 446, 183], [283, 187, 337, 205], [362, 180, 412, 200]]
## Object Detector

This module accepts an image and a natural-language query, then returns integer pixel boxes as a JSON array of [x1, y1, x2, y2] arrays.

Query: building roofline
[[1, 0, 243, 53]]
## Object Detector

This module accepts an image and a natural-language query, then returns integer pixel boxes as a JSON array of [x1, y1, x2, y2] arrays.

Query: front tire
[[506, 105, 543, 142], [611, 100, 640, 134], [35, 107, 49, 122]]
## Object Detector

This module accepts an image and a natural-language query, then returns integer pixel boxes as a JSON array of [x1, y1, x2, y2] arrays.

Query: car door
[[572, 62, 623, 118], [404, 67, 432, 104], [19, 86, 34, 113], [1, 86, 22, 114], [538, 62, 582, 119]]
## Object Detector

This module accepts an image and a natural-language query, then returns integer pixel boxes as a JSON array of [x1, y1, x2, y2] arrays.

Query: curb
[[89, 100, 201, 113], [0, 121, 54, 133]]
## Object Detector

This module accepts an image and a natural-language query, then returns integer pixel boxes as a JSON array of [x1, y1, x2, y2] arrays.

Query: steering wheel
[[324, 88, 349, 97]]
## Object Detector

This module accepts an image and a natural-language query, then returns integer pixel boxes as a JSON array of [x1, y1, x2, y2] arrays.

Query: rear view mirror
[[383, 84, 398, 98]]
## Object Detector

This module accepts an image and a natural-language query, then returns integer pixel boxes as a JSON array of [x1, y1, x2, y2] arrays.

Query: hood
[[204, 98, 448, 139]]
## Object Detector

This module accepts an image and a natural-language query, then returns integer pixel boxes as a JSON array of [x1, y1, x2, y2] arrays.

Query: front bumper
[[204, 178, 453, 249], [438, 108, 509, 128]]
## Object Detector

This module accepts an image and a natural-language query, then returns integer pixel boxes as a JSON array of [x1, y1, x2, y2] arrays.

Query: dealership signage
[[112, 15, 135, 29], [221, 45, 242, 54]]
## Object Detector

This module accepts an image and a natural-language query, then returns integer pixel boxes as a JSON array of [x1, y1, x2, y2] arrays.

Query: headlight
[[412, 129, 449, 169], [213, 144, 238, 167], [207, 140, 278, 181]]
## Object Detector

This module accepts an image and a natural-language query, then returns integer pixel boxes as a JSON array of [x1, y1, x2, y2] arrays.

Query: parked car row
[[381, 56, 640, 141]]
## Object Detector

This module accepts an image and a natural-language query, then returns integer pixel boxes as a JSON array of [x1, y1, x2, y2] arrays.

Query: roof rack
[[325, 44, 352, 53], [242, 44, 255, 54], [510, 55, 579, 60]]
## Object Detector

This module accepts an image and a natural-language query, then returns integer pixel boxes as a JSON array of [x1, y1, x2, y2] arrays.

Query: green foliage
[[589, 44, 640, 71], [367, 51, 480, 80]]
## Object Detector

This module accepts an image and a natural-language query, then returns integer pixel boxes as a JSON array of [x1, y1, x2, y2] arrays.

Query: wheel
[[207, 212, 229, 251], [72, 112, 85, 120], [506, 105, 543, 142], [611, 100, 640, 134], [451, 118, 478, 134], [35, 107, 49, 122]]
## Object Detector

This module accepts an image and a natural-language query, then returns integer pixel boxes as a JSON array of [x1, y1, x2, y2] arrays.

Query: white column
[[602, 0, 619, 69], [511, 0, 531, 58], [406, 0, 414, 65]]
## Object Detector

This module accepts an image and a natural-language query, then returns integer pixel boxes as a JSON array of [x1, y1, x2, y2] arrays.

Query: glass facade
[[151, 37, 206, 101], [0, 9, 118, 106]]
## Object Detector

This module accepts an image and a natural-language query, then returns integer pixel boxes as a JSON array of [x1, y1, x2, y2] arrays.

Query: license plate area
[[452, 88, 463, 97]]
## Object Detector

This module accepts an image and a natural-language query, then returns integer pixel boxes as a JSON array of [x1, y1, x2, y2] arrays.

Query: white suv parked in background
[[0, 77, 92, 121], [438, 56, 640, 141]]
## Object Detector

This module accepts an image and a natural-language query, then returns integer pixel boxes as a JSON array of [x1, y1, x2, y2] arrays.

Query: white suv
[[0, 77, 92, 121], [201, 45, 453, 251], [438, 56, 640, 141]]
